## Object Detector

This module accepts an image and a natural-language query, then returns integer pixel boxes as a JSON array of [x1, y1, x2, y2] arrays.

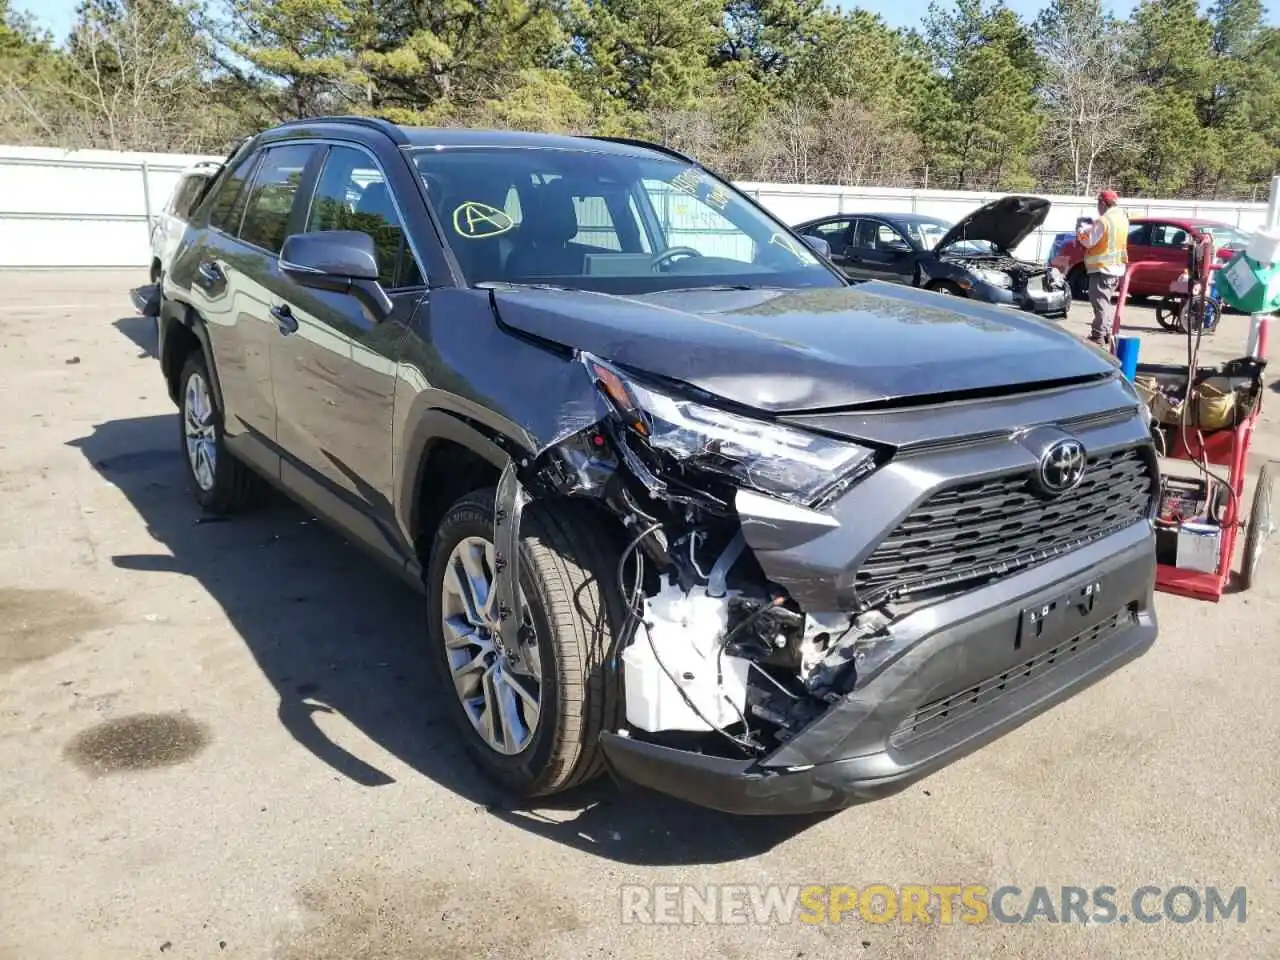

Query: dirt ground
[[1, 271, 1277, 960]]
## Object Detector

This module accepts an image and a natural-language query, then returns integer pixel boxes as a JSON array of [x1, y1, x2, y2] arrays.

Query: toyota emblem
[[1038, 438, 1087, 495]]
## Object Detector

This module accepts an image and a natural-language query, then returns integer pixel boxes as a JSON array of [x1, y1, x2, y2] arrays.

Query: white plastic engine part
[[622, 578, 750, 733]]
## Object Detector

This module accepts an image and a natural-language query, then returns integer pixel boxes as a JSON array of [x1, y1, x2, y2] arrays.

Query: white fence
[[0, 144, 1272, 268]]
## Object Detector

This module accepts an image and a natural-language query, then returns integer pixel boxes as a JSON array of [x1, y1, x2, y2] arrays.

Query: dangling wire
[[614, 521, 758, 754]]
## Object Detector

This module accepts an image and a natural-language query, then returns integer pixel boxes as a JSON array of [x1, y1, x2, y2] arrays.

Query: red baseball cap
[[1099, 189, 1120, 204]]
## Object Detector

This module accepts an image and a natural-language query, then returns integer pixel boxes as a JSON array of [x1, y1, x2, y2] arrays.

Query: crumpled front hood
[[937, 194, 1051, 253], [490, 282, 1115, 413]]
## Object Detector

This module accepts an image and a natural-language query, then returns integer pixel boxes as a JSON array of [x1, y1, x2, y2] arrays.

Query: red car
[[1050, 217, 1251, 300]]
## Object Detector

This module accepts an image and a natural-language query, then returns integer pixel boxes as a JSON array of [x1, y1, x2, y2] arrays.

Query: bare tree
[[1035, 0, 1142, 194], [11, 0, 213, 152]]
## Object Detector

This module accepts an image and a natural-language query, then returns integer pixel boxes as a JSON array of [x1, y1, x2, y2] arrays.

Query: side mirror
[[883, 240, 912, 256], [802, 235, 832, 258], [279, 231, 393, 320]]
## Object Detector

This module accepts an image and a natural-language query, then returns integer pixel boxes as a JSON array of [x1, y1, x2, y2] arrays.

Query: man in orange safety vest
[[1075, 189, 1130, 346]]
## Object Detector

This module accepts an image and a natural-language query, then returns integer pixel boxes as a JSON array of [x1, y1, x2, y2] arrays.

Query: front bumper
[[970, 280, 1071, 319], [601, 522, 1157, 815]]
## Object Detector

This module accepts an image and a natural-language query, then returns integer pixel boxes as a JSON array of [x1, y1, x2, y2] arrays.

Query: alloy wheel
[[440, 536, 542, 755], [183, 372, 217, 492]]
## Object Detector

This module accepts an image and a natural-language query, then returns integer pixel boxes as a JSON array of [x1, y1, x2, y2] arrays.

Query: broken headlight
[[588, 358, 876, 507]]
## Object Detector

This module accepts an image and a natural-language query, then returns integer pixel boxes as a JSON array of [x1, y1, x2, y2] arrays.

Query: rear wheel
[[1242, 462, 1275, 591], [425, 490, 624, 799], [177, 352, 266, 514]]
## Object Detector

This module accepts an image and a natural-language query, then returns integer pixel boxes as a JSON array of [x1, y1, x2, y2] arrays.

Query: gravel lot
[[1, 270, 1277, 959]]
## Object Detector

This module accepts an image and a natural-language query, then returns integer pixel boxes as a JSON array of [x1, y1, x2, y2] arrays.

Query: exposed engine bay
[[938, 251, 1065, 292], [490, 351, 900, 761]]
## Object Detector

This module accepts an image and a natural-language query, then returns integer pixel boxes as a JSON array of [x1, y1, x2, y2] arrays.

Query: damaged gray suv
[[139, 117, 1160, 815]]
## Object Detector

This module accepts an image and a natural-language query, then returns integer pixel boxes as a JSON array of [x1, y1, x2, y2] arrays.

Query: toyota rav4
[[134, 117, 1160, 815]]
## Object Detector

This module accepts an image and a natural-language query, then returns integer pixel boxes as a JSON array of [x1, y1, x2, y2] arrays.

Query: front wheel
[[425, 490, 625, 799]]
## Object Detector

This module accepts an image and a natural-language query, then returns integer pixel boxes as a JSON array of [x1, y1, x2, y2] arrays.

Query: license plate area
[[1017, 577, 1104, 650]]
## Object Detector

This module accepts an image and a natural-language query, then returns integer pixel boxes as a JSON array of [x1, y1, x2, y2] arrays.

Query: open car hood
[[936, 194, 1051, 253], [489, 281, 1115, 414]]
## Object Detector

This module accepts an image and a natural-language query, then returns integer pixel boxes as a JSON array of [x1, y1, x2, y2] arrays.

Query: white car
[[149, 161, 221, 283]]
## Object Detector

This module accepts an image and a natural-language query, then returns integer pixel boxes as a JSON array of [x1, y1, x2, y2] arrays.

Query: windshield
[[897, 217, 998, 255], [409, 147, 842, 293], [1201, 224, 1249, 248]]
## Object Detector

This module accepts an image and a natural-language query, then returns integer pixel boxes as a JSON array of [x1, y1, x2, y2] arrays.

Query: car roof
[[401, 128, 679, 160], [1134, 215, 1237, 228], [260, 116, 690, 163], [798, 212, 949, 225]]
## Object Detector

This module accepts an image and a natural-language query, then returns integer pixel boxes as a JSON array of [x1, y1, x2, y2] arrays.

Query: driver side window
[[304, 145, 423, 289]]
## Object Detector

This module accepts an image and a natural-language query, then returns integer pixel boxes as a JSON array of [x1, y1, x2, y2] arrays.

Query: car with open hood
[[131, 119, 1158, 815], [794, 196, 1071, 320]]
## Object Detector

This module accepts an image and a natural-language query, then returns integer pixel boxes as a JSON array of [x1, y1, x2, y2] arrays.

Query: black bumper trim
[[600, 608, 1154, 815]]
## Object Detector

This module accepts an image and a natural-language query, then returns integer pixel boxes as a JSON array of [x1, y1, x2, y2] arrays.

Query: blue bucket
[[1115, 337, 1140, 381]]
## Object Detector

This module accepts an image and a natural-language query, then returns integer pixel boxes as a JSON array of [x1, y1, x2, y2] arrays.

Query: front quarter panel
[[390, 287, 609, 547]]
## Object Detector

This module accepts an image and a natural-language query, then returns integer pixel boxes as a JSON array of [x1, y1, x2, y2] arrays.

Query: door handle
[[271, 304, 298, 335]]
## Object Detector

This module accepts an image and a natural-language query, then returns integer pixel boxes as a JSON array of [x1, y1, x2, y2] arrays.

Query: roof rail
[[580, 135, 697, 165], [271, 115, 409, 146]]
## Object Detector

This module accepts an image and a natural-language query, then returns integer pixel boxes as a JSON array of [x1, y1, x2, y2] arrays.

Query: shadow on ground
[[114, 315, 158, 359], [69, 412, 826, 865]]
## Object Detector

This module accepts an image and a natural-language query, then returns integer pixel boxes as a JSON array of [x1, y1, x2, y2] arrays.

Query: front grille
[[854, 447, 1154, 599], [889, 607, 1134, 748]]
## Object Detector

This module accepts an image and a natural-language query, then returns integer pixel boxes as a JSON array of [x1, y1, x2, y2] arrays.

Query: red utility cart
[[1110, 259, 1273, 601]]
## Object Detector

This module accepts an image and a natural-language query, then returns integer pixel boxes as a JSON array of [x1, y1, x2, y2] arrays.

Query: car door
[[1120, 221, 1158, 294], [1143, 222, 1193, 295], [269, 142, 430, 568], [849, 218, 915, 284], [799, 218, 855, 274]]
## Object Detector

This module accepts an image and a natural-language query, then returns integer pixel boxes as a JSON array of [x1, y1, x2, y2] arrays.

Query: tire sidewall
[[424, 493, 563, 795]]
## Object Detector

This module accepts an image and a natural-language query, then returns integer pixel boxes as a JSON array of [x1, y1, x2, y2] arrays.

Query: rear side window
[[208, 150, 258, 234], [169, 174, 209, 221], [304, 145, 423, 288], [806, 220, 851, 246], [239, 144, 318, 254]]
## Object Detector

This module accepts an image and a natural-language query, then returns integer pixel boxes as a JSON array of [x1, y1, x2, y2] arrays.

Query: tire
[[1067, 266, 1089, 301], [1242, 461, 1275, 591], [425, 489, 624, 799], [177, 351, 265, 514], [1156, 297, 1182, 331]]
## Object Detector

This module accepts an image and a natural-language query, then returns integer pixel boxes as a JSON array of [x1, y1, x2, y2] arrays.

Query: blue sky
[[13, 0, 1278, 45]]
